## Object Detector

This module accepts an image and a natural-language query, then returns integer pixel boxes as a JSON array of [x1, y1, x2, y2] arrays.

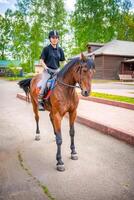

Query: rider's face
[[50, 36, 59, 45]]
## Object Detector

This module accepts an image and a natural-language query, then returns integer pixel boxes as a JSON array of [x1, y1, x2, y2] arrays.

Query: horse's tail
[[18, 78, 32, 101]]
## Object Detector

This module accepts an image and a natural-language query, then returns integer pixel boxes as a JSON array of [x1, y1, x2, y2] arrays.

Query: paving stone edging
[[17, 93, 134, 145], [76, 116, 134, 145]]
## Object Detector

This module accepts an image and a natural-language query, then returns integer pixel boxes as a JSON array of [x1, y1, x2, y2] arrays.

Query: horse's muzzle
[[81, 90, 90, 97]]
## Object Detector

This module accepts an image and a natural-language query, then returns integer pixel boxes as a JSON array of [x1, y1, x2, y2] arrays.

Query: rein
[[57, 63, 83, 89], [57, 79, 81, 89]]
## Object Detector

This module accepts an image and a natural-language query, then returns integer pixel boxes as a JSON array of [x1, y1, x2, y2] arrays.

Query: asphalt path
[[92, 81, 134, 97], [0, 78, 134, 200]]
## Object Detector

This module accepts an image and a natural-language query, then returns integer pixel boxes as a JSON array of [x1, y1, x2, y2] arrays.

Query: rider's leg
[[38, 70, 51, 111]]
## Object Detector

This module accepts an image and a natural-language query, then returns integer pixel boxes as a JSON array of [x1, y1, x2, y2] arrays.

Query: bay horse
[[18, 53, 94, 171]]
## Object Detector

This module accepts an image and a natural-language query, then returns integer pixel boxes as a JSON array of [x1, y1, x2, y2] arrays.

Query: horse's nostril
[[84, 91, 89, 96], [81, 90, 89, 97]]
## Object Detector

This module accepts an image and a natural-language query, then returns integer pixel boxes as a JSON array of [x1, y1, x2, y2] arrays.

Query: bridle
[[57, 62, 84, 89], [57, 79, 81, 89]]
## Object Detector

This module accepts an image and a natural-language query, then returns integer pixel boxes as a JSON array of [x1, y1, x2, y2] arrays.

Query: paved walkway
[[77, 99, 134, 145], [0, 79, 49, 200], [92, 81, 134, 97], [17, 91, 134, 145], [16, 79, 134, 145], [1, 78, 134, 200]]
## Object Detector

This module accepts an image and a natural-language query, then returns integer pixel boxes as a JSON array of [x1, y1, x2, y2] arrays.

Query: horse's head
[[74, 53, 95, 97]]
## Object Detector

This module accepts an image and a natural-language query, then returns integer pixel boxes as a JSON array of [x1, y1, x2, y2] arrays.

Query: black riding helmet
[[49, 30, 59, 39]]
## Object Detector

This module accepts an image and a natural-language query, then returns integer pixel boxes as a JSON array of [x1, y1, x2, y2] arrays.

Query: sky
[[0, 0, 16, 15], [0, 0, 134, 16], [0, 0, 76, 15]]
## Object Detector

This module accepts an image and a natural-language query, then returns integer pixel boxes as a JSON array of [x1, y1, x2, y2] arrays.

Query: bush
[[6, 63, 23, 77], [20, 62, 34, 73]]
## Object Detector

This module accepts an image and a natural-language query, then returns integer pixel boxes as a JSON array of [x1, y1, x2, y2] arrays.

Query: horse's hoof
[[71, 154, 78, 160], [57, 164, 65, 172], [35, 135, 40, 141]]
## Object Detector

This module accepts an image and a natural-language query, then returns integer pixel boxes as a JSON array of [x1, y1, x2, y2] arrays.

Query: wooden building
[[120, 59, 134, 74], [93, 40, 134, 80], [86, 42, 104, 52], [34, 61, 43, 74]]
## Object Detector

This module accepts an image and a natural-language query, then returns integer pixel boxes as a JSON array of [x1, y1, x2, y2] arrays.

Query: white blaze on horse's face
[[80, 64, 92, 97]]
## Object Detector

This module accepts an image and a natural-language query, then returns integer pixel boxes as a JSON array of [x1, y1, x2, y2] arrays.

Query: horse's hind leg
[[31, 96, 40, 141], [69, 110, 78, 160]]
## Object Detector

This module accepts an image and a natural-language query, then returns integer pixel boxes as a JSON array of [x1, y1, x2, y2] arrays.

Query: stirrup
[[38, 101, 45, 111], [38, 96, 45, 111]]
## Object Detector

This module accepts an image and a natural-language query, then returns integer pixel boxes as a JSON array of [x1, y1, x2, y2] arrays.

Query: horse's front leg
[[69, 110, 78, 160], [52, 113, 65, 171], [49, 113, 56, 135], [31, 96, 40, 141]]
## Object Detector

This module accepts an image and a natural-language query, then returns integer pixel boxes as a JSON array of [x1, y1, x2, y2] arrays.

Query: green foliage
[[16, 0, 31, 15], [72, 0, 134, 52], [117, 13, 134, 40], [0, 13, 11, 59], [2, 0, 67, 71], [7, 67, 20, 77], [7, 62, 17, 68], [20, 62, 31, 73], [1, 0, 134, 63], [71, 46, 82, 56], [6, 62, 22, 77]]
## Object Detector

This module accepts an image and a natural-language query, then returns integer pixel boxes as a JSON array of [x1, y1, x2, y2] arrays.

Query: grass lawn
[[5, 74, 34, 81], [92, 79, 118, 83], [5, 77, 24, 81], [91, 92, 134, 104]]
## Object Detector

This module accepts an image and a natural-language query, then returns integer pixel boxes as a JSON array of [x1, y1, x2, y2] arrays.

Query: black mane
[[58, 57, 80, 78], [57, 56, 95, 78]]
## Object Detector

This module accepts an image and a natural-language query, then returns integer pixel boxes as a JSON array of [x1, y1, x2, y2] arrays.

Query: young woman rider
[[38, 30, 65, 111]]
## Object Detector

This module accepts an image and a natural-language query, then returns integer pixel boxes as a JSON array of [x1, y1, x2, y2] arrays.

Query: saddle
[[36, 76, 57, 100]]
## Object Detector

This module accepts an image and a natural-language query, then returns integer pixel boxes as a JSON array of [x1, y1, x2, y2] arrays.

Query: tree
[[71, 0, 133, 53], [117, 12, 134, 41], [16, 0, 67, 70], [47, 0, 67, 46], [29, 0, 67, 48], [1, 0, 67, 69], [16, 0, 32, 15], [0, 12, 11, 59], [9, 10, 31, 61]]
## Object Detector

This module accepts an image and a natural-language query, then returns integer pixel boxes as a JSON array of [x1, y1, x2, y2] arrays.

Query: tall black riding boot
[[38, 94, 45, 111]]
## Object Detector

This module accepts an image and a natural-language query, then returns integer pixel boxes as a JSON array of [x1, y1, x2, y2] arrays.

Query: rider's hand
[[40, 59, 47, 70], [43, 65, 47, 70]]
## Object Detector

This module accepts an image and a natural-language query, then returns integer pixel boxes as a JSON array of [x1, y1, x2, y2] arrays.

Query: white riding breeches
[[39, 68, 59, 95]]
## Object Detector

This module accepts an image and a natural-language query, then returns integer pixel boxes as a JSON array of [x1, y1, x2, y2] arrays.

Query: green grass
[[92, 79, 118, 83], [6, 77, 24, 81], [5, 75, 34, 81], [91, 92, 134, 104]]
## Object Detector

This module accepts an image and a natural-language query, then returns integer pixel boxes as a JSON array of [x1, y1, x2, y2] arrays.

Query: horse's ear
[[80, 52, 86, 61]]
